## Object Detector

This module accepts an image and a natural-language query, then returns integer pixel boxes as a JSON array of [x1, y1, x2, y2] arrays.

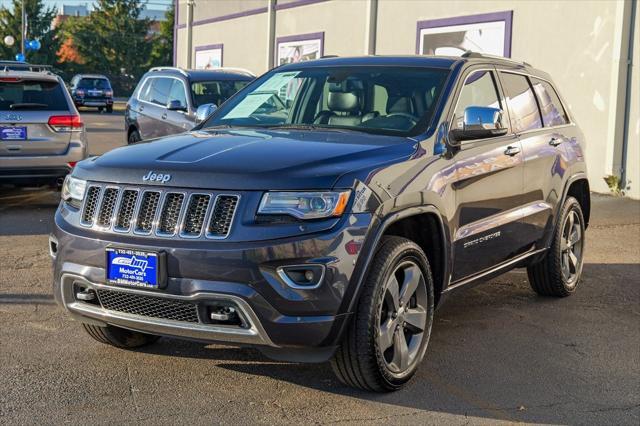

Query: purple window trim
[[173, 0, 329, 29], [173, 0, 178, 66], [415, 10, 513, 58], [194, 43, 224, 67], [275, 31, 325, 65]]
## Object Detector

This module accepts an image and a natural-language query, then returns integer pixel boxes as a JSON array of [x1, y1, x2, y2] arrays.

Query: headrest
[[328, 92, 359, 112], [329, 79, 364, 93], [387, 96, 413, 114]]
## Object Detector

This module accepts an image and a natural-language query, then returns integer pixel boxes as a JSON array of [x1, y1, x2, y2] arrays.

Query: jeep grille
[[79, 183, 239, 239]]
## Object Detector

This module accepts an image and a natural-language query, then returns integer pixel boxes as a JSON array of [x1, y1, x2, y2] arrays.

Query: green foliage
[[603, 175, 627, 196], [148, 2, 174, 68], [0, 0, 60, 64]]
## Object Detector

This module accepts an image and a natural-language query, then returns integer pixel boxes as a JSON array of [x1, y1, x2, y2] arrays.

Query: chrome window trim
[[136, 75, 192, 111]]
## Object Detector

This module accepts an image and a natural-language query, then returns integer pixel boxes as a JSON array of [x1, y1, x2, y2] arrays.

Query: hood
[[74, 129, 418, 190]]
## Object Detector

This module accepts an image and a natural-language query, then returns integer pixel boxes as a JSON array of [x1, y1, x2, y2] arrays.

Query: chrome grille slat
[[96, 187, 119, 228], [135, 191, 161, 234], [207, 195, 239, 239], [181, 194, 211, 237], [114, 189, 139, 232], [81, 186, 102, 226], [78, 183, 239, 240], [157, 193, 185, 236]]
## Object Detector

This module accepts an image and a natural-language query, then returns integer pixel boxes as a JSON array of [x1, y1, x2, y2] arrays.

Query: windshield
[[202, 66, 450, 136], [78, 78, 110, 89], [191, 80, 250, 108]]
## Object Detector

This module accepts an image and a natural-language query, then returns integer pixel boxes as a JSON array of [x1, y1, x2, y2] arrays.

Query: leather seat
[[314, 81, 378, 126], [386, 96, 415, 116]]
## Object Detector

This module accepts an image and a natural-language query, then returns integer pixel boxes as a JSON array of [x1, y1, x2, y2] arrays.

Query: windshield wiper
[[9, 103, 49, 110], [267, 124, 319, 131]]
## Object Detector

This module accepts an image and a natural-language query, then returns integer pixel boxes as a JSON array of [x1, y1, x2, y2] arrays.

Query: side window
[[453, 70, 501, 130], [500, 72, 543, 133], [137, 78, 153, 102], [530, 78, 569, 127], [168, 79, 187, 107], [148, 78, 172, 106]]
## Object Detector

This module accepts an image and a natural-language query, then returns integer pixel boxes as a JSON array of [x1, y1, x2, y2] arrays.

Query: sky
[[0, 0, 173, 13]]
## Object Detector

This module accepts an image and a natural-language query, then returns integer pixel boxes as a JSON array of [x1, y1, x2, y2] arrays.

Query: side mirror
[[167, 99, 187, 111], [195, 103, 217, 123], [450, 106, 508, 142]]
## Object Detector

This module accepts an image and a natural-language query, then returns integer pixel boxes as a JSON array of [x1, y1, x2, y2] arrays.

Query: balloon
[[15, 53, 25, 62], [3, 35, 14, 47], [28, 40, 41, 51]]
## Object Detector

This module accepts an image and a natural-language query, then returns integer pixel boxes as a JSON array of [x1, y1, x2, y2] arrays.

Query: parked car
[[124, 67, 254, 144], [0, 70, 86, 186], [51, 53, 590, 392], [69, 74, 114, 113]]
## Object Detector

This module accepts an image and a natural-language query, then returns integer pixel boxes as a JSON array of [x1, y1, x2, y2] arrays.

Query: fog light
[[277, 264, 325, 289]]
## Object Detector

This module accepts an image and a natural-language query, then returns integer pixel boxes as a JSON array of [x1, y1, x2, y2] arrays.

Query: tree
[[65, 0, 153, 95], [148, 2, 174, 67], [0, 0, 60, 64]]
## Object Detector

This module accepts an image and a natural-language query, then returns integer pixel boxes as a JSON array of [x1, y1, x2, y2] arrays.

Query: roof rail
[[149, 66, 189, 77], [215, 67, 255, 77], [461, 51, 531, 67], [0, 63, 52, 72]]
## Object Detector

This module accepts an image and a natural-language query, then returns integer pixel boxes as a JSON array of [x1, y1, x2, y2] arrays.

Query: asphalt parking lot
[[1, 111, 639, 425]]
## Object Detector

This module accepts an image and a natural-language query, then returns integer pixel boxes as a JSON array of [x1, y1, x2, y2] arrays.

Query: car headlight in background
[[258, 191, 350, 219], [61, 176, 87, 207]]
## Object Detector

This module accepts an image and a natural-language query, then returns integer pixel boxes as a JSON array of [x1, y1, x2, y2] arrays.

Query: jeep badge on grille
[[142, 171, 171, 184]]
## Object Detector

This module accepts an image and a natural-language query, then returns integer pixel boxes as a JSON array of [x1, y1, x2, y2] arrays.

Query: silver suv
[[0, 70, 87, 186]]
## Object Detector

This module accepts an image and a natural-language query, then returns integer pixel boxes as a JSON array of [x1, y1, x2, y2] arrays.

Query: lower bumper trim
[[59, 274, 276, 347]]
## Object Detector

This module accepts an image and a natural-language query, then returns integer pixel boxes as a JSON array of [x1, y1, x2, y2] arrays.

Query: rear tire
[[331, 236, 434, 392], [128, 129, 141, 144], [98, 106, 104, 113], [527, 196, 585, 297], [106, 105, 113, 113], [82, 324, 160, 349]]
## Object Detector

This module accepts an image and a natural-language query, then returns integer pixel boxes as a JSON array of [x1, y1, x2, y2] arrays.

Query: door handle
[[504, 146, 521, 156], [549, 137, 563, 147], [161, 113, 167, 120], [139, 105, 144, 111]]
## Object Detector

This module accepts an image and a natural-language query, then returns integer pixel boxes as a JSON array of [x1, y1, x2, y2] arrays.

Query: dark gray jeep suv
[[52, 54, 590, 391]]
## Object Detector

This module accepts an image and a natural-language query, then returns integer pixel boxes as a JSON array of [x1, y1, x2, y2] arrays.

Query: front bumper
[[52, 205, 372, 359]]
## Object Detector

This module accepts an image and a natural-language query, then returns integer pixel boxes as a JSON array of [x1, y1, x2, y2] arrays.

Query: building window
[[416, 11, 513, 58]]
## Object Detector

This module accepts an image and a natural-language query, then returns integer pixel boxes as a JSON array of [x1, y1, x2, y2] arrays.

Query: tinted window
[[500, 72, 542, 133], [204, 67, 449, 136], [0, 79, 68, 110], [148, 78, 172, 106], [530, 78, 569, 127], [453, 70, 501, 130], [168, 79, 187, 106], [190, 80, 249, 107], [78, 78, 110, 89]]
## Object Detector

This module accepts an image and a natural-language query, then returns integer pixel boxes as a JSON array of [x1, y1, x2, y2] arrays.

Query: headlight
[[258, 191, 350, 219], [61, 175, 87, 205]]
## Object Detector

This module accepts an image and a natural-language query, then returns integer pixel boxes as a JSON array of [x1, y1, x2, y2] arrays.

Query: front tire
[[331, 236, 434, 392], [128, 129, 141, 144], [527, 196, 585, 297], [83, 324, 160, 349]]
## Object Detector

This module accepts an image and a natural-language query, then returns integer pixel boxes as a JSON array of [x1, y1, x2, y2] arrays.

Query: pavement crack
[[126, 365, 139, 414]]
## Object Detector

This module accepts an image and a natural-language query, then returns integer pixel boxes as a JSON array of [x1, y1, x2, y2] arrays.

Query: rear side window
[[190, 80, 250, 107], [0, 79, 68, 111], [78, 78, 111, 89], [499, 72, 542, 133], [453, 70, 501, 130], [530, 78, 569, 127]]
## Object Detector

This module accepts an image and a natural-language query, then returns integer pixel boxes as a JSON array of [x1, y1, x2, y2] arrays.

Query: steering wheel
[[388, 112, 418, 125]]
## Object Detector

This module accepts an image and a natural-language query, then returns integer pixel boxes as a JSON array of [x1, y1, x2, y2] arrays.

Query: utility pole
[[21, 0, 26, 57], [186, 0, 194, 68], [266, 0, 276, 70]]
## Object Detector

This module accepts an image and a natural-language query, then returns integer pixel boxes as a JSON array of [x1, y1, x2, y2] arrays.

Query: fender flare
[[341, 204, 450, 316]]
